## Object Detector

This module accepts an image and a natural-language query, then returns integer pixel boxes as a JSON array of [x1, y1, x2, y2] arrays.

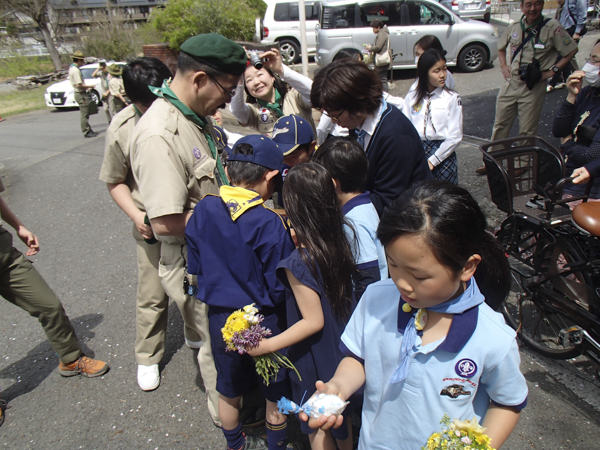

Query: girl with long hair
[[249, 162, 356, 450], [402, 49, 463, 184], [302, 180, 528, 450], [229, 48, 315, 137], [411, 34, 455, 90]]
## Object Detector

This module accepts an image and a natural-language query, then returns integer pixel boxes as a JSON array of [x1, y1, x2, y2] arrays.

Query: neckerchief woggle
[[257, 88, 284, 118], [388, 278, 485, 385], [220, 186, 263, 221], [149, 80, 229, 186]]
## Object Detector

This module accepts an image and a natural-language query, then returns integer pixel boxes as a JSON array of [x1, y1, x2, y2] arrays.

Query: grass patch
[[0, 55, 58, 79], [0, 82, 60, 119]]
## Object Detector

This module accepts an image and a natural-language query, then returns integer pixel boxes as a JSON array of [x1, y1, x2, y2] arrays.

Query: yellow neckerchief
[[220, 186, 263, 221]]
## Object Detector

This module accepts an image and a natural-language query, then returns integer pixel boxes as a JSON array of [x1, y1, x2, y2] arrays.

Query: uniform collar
[[219, 185, 263, 221], [397, 299, 479, 354], [428, 87, 444, 98], [357, 98, 386, 136], [341, 191, 371, 215]]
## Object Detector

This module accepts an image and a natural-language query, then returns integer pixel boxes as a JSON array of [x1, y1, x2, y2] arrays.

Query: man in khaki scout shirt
[[130, 34, 246, 426], [107, 64, 129, 116], [99, 58, 171, 392], [491, 0, 578, 142], [68, 51, 98, 138]]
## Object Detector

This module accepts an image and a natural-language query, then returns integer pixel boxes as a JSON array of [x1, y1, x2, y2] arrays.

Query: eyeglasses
[[322, 108, 346, 123], [209, 75, 236, 98], [586, 57, 600, 66]]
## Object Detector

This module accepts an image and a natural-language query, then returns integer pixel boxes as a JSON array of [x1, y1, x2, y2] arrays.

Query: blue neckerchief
[[389, 278, 485, 385]]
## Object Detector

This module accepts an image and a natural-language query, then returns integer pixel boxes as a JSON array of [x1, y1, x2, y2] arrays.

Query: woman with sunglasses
[[229, 48, 316, 137], [552, 39, 600, 205], [311, 58, 433, 216]]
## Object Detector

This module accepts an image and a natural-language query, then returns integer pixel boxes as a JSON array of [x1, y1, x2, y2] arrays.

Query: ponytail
[[473, 232, 510, 310]]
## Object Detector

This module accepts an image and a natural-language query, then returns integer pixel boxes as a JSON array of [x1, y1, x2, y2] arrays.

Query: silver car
[[315, 0, 498, 72], [439, 0, 491, 23]]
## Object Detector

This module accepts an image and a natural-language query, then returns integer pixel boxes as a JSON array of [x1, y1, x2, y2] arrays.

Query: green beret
[[180, 33, 247, 76]]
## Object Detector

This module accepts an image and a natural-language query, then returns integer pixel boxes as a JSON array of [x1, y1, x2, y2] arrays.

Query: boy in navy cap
[[272, 114, 316, 168], [185, 135, 295, 450]]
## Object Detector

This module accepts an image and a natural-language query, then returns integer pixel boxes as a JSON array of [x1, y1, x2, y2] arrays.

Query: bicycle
[[479, 136, 600, 366]]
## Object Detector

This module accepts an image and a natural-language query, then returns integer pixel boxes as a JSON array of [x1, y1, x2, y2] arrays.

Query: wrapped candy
[[277, 394, 349, 419]]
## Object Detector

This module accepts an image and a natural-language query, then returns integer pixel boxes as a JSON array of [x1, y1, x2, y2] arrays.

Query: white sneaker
[[185, 338, 202, 349], [137, 364, 160, 391]]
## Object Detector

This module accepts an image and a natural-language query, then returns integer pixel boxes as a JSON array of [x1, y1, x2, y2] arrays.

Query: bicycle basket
[[479, 136, 566, 215]]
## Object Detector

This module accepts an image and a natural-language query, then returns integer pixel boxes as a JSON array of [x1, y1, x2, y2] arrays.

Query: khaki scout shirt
[[68, 64, 86, 93], [246, 88, 316, 137], [98, 105, 143, 209], [130, 98, 220, 245], [499, 17, 578, 77], [109, 77, 127, 100]]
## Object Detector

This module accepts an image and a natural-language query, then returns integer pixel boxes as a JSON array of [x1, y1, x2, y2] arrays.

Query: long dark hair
[[413, 48, 447, 108], [377, 180, 510, 309], [283, 163, 356, 319], [244, 66, 289, 106]]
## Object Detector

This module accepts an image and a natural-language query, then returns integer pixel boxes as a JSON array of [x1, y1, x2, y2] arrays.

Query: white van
[[261, 0, 320, 64]]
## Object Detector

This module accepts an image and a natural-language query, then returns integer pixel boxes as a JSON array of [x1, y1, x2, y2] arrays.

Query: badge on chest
[[260, 108, 272, 123]]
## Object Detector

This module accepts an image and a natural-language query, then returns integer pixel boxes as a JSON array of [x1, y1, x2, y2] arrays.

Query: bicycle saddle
[[572, 201, 600, 236]]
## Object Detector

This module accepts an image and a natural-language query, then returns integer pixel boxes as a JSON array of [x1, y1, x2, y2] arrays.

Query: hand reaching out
[[17, 226, 40, 256], [298, 380, 346, 430]]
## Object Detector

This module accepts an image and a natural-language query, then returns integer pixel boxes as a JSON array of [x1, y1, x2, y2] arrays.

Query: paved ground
[[0, 27, 600, 449]]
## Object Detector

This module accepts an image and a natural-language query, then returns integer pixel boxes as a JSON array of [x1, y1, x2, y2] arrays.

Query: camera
[[248, 51, 263, 70], [519, 64, 530, 82]]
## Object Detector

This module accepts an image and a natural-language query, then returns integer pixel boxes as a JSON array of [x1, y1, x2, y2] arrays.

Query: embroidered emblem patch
[[260, 108, 270, 123], [193, 147, 202, 159], [513, 33, 518, 38], [455, 358, 477, 378], [440, 384, 471, 399], [226, 200, 241, 215], [411, 102, 422, 115], [564, 37, 571, 45], [272, 126, 288, 138]]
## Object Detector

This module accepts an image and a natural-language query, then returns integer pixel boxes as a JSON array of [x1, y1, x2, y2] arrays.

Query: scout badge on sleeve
[[277, 393, 349, 419]]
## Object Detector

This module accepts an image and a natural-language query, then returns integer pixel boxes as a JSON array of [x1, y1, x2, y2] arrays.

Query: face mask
[[415, 56, 420, 65], [582, 62, 600, 87]]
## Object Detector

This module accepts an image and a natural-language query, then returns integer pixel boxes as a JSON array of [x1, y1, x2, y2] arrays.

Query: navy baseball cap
[[228, 135, 283, 171], [213, 126, 229, 149], [272, 115, 315, 155]]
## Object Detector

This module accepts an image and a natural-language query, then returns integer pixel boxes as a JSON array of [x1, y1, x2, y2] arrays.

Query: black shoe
[[240, 404, 266, 428], [242, 435, 268, 450], [84, 131, 98, 138]]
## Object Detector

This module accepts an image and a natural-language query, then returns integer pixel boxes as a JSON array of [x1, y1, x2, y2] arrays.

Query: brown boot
[[475, 165, 487, 175], [58, 356, 109, 378]]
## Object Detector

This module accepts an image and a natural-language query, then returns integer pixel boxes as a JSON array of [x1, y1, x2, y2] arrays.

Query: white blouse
[[402, 86, 463, 168]]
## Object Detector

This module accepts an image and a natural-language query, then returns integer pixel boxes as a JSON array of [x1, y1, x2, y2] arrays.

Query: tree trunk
[[40, 25, 62, 71]]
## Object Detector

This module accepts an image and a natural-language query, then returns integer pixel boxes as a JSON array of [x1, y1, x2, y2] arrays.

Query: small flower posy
[[423, 414, 495, 450], [221, 304, 301, 385]]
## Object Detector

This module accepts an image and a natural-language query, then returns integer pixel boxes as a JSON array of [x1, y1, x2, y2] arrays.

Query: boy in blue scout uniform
[[185, 135, 295, 450], [312, 137, 388, 300]]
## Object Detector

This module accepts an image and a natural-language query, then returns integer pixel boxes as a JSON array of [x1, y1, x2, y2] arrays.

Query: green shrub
[[0, 54, 58, 78]]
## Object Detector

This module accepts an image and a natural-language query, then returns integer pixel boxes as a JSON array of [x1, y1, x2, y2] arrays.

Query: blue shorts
[[208, 306, 291, 402]]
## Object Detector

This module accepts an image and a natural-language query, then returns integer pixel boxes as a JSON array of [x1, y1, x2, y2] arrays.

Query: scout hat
[[107, 64, 122, 76], [72, 51, 85, 60], [228, 135, 282, 171], [271, 115, 315, 155], [180, 33, 247, 76]]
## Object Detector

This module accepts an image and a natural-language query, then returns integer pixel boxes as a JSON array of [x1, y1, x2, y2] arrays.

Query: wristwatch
[[551, 65, 560, 73]]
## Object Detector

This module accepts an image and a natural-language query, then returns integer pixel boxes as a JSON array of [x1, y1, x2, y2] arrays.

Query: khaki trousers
[[74, 91, 91, 135], [491, 77, 547, 141], [0, 227, 81, 364], [158, 241, 219, 424], [133, 226, 169, 366]]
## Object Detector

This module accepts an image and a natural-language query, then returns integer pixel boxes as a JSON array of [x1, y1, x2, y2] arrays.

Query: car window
[[274, 3, 288, 21], [358, 2, 402, 27], [404, 1, 452, 25], [81, 68, 96, 79], [275, 2, 318, 21], [321, 4, 356, 29]]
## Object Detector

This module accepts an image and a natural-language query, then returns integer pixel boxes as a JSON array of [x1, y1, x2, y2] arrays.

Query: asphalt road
[[0, 29, 600, 449]]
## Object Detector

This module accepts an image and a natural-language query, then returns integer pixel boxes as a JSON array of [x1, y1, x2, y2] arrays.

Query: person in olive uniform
[[130, 33, 247, 427], [108, 64, 128, 116], [491, 0, 578, 142], [92, 61, 112, 124], [68, 51, 97, 138], [99, 58, 172, 392]]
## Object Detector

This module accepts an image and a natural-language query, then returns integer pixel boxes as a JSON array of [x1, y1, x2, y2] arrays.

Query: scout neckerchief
[[219, 186, 263, 221], [388, 278, 485, 385], [149, 80, 229, 186], [257, 88, 284, 118], [423, 91, 438, 139]]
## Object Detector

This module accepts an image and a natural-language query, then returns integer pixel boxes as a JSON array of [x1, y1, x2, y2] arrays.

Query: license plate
[[465, 3, 480, 9], [52, 98, 62, 104]]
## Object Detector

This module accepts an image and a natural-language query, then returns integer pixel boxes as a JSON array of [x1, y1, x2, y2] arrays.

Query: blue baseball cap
[[271, 115, 315, 155], [228, 135, 283, 171], [213, 126, 229, 149]]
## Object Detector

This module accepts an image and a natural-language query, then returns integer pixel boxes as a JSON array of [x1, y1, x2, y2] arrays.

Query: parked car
[[315, 0, 498, 73], [261, 0, 320, 64], [439, 0, 491, 23], [44, 62, 125, 109]]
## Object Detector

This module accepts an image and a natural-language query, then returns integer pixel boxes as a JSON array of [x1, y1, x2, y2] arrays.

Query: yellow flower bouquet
[[221, 304, 301, 385], [423, 414, 495, 450]]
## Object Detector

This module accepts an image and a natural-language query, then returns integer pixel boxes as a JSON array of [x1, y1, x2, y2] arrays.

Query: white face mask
[[415, 56, 420, 65], [582, 62, 600, 87]]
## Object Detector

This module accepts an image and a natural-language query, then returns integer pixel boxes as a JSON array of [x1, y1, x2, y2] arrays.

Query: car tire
[[89, 90, 101, 106], [278, 39, 301, 64], [457, 44, 488, 73]]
